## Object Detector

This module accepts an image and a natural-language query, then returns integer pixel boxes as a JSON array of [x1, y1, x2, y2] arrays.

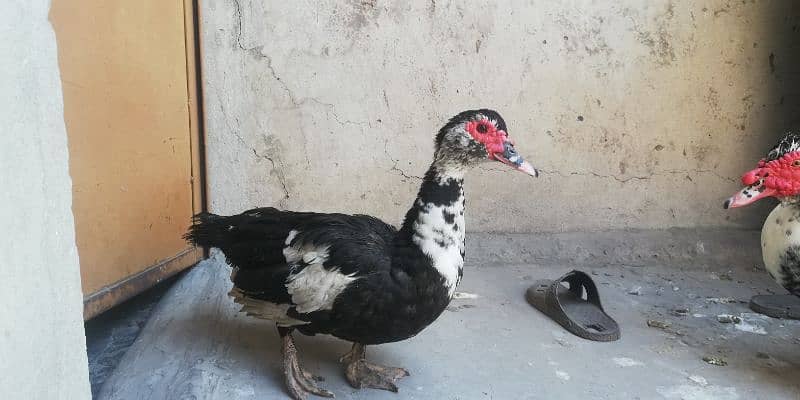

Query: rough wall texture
[[0, 1, 91, 398], [201, 0, 800, 232]]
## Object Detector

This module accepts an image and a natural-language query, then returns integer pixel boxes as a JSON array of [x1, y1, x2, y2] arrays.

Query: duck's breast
[[761, 203, 800, 288]]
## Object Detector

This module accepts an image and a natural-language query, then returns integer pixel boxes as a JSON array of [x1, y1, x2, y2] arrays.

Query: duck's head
[[433, 109, 539, 177], [725, 133, 800, 209]]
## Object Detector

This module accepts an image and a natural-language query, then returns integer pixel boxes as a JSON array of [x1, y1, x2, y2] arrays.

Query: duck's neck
[[399, 162, 467, 296], [781, 198, 800, 209]]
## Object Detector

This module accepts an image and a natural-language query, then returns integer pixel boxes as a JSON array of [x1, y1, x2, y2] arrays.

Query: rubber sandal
[[749, 294, 800, 320], [525, 270, 621, 342]]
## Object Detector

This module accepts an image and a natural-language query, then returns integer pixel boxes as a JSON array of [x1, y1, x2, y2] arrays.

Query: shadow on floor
[[84, 272, 185, 398]]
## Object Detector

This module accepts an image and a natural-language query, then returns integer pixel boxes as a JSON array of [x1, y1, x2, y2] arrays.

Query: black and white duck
[[726, 133, 800, 316], [184, 109, 538, 399]]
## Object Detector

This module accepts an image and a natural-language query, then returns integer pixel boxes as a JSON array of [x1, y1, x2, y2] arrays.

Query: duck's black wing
[[184, 207, 398, 321]]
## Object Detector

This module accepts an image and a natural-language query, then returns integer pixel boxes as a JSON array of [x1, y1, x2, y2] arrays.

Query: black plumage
[[183, 109, 536, 399], [185, 189, 454, 345], [778, 246, 800, 296]]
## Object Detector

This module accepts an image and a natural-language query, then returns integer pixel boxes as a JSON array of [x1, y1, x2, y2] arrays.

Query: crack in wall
[[230, 0, 373, 205], [390, 161, 423, 181], [213, 82, 293, 203], [232, 0, 300, 108], [383, 139, 422, 181], [304, 98, 370, 128], [213, 85, 248, 145], [232, 0, 368, 130], [536, 168, 737, 183], [251, 148, 290, 206]]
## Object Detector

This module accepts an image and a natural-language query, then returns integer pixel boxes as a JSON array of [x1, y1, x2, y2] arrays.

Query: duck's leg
[[278, 327, 334, 400], [339, 343, 410, 392]]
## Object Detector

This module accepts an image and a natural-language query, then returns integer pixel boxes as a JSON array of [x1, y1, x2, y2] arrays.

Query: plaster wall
[[201, 0, 800, 232], [0, 1, 91, 398]]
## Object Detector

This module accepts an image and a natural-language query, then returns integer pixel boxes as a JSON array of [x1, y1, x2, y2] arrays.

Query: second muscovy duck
[[725, 132, 800, 315], [185, 109, 538, 399]]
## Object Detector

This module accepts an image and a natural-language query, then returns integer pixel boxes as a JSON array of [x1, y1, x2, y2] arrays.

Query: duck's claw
[[282, 330, 335, 400], [341, 343, 410, 393]]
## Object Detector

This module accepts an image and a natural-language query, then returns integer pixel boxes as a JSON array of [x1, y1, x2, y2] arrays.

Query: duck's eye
[[476, 123, 488, 134], [793, 160, 800, 167]]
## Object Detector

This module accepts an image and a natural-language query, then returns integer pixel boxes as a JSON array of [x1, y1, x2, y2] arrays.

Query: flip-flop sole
[[750, 294, 800, 320], [525, 271, 620, 342]]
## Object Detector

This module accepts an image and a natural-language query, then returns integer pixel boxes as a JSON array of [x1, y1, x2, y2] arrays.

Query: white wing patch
[[283, 230, 359, 314], [284, 229, 299, 246], [286, 263, 358, 313]]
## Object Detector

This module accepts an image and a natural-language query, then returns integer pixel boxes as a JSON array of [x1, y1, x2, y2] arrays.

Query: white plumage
[[282, 230, 359, 313], [411, 194, 466, 297], [761, 203, 800, 283]]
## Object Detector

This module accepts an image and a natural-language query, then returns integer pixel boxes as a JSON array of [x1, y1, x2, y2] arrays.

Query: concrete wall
[[0, 1, 91, 398], [201, 0, 800, 232]]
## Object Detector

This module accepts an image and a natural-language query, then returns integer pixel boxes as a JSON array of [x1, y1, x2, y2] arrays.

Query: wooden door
[[50, 0, 204, 319]]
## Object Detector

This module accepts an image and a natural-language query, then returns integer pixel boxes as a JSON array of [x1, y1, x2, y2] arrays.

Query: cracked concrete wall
[[0, 1, 91, 399], [201, 0, 800, 232]]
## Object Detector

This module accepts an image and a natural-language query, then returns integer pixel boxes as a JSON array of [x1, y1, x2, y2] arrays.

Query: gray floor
[[85, 275, 181, 397], [96, 234, 800, 400]]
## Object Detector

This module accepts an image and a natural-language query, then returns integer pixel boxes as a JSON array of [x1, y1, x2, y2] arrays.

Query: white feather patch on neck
[[411, 195, 466, 297]]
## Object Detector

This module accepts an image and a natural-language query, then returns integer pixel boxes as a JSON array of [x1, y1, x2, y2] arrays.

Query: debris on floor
[[716, 314, 742, 324], [709, 313, 771, 335], [670, 308, 689, 317], [702, 356, 728, 366], [706, 297, 737, 304], [718, 272, 733, 281], [647, 319, 671, 330], [687, 375, 708, 386], [645, 318, 685, 337], [734, 313, 769, 335]]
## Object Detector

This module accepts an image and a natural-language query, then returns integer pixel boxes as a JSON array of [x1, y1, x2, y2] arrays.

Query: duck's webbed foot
[[339, 343, 410, 392], [279, 328, 334, 400]]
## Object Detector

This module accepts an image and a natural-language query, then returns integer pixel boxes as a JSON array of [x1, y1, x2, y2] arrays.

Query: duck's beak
[[491, 140, 539, 177], [724, 166, 775, 209], [724, 184, 775, 209]]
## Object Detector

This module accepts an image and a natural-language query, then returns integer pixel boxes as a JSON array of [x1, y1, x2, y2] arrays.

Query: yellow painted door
[[50, 0, 204, 319]]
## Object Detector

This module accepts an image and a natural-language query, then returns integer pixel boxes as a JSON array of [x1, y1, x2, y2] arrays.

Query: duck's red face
[[725, 151, 800, 208], [464, 115, 538, 177]]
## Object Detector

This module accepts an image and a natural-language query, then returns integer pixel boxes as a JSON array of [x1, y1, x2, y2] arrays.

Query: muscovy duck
[[725, 133, 800, 298], [184, 109, 538, 399]]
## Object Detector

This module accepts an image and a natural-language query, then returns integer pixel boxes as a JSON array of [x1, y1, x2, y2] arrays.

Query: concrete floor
[[85, 275, 180, 397], [96, 232, 800, 400]]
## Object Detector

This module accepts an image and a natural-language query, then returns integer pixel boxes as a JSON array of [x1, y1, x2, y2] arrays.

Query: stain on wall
[[201, 0, 800, 232]]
